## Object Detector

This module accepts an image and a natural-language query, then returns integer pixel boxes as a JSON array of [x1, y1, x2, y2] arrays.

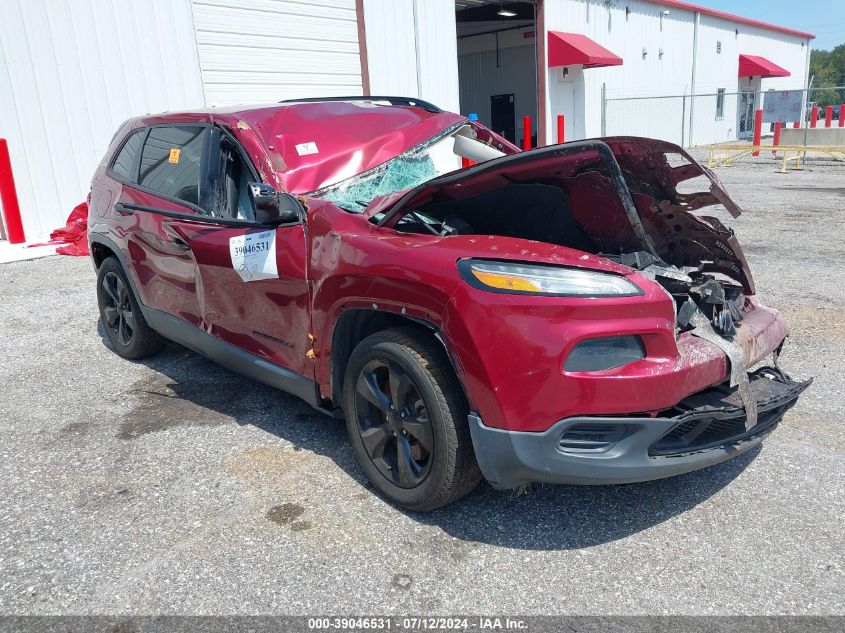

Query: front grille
[[652, 407, 786, 456], [649, 367, 811, 457]]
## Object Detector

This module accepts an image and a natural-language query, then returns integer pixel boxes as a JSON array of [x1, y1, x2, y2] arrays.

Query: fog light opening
[[558, 424, 628, 453], [564, 335, 646, 372]]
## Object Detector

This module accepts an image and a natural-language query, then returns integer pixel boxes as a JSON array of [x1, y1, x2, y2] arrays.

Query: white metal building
[[0, 0, 813, 241]]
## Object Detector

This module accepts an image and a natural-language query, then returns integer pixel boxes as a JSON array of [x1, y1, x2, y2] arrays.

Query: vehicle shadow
[[408, 449, 757, 550], [99, 324, 761, 551]]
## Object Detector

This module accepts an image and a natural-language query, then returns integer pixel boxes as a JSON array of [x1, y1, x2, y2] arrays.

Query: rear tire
[[343, 327, 481, 511], [96, 257, 165, 359]]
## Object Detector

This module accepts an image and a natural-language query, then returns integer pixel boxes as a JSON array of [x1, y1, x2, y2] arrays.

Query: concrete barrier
[[780, 127, 845, 146]]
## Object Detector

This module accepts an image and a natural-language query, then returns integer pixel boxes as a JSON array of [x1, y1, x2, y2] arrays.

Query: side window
[[138, 126, 206, 207], [110, 130, 144, 181], [715, 89, 726, 120], [210, 137, 255, 221]]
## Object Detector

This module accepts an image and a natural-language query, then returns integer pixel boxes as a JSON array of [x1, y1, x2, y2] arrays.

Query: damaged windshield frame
[[307, 122, 468, 213]]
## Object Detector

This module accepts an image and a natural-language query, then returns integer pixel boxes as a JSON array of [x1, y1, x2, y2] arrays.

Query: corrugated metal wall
[[412, 0, 460, 114], [191, 0, 364, 106], [363, 0, 460, 113], [363, 0, 419, 98], [0, 0, 205, 239]]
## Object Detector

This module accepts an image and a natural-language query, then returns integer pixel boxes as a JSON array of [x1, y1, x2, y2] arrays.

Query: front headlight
[[458, 259, 643, 297]]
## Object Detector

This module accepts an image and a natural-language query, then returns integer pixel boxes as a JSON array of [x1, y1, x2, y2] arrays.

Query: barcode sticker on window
[[168, 148, 181, 164], [295, 142, 319, 156]]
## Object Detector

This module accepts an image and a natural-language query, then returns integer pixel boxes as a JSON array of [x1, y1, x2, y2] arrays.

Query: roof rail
[[278, 96, 442, 113]]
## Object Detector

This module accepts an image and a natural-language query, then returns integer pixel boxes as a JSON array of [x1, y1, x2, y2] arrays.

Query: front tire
[[343, 328, 481, 511], [96, 257, 164, 359]]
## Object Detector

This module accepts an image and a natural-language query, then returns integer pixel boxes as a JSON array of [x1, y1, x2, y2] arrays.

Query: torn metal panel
[[733, 299, 790, 367], [603, 137, 743, 218], [632, 195, 756, 295], [689, 309, 758, 430]]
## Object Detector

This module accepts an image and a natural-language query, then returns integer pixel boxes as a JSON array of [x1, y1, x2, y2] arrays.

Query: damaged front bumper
[[468, 367, 811, 490]]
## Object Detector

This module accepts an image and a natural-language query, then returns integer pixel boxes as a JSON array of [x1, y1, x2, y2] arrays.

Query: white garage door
[[191, 0, 364, 106]]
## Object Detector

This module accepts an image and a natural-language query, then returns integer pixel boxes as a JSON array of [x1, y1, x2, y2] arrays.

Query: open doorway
[[455, 1, 538, 146]]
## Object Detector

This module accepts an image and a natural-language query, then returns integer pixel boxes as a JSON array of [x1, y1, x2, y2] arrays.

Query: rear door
[[111, 124, 210, 326]]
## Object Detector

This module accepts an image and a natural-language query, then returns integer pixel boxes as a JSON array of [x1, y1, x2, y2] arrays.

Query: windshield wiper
[[408, 211, 440, 235]]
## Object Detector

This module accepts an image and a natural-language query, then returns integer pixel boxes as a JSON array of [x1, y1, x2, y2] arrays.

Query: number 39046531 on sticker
[[229, 230, 278, 282]]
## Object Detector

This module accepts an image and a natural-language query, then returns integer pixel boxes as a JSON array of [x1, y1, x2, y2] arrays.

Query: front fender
[[311, 274, 455, 401]]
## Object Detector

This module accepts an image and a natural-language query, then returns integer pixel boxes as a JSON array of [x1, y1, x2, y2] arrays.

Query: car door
[[110, 124, 210, 327], [162, 128, 313, 378]]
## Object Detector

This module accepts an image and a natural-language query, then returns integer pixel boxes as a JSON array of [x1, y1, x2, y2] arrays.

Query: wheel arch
[[89, 234, 129, 272], [329, 308, 469, 414], [89, 234, 146, 313], [90, 239, 118, 269]]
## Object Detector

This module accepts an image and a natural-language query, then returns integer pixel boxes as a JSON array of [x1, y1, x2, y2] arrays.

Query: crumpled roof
[[128, 100, 465, 195]]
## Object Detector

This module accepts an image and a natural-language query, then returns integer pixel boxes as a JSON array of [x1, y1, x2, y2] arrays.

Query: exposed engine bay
[[373, 137, 791, 427], [378, 138, 754, 340], [603, 251, 745, 338]]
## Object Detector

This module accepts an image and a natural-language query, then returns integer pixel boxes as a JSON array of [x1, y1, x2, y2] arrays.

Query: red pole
[[825, 105, 833, 128], [557, 114, 565, 144], [793, 121, 800, 128], [752, 109, 763, 157], [772, 122, 782, 154], [0, 139, 26, 244], [810, 105, 819, 128], [840, 104, 845, 127], [522, 115, 531, 150]]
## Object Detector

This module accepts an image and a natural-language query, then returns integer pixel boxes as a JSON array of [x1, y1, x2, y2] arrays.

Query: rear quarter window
[[109, 129, 145, 181], [138, 126, 206, 206]]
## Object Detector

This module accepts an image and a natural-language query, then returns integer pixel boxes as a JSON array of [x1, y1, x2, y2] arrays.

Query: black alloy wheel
[[96, 257, 164, 360], [101, 271, 136, 347], [354, 358, 434, 488], [342, 328, 481, 511]]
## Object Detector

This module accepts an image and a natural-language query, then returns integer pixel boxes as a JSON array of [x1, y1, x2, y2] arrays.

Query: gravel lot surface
[[1, 157, 843, 615]]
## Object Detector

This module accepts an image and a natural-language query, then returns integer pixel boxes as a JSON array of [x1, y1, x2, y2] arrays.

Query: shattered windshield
[[309, 124, 464, 213]]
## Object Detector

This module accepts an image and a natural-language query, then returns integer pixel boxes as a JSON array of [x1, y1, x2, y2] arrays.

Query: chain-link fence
[[602, 86, 845, 148]]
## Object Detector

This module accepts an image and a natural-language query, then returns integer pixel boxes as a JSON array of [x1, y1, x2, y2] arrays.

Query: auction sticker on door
[[230, 230, 278, 282]]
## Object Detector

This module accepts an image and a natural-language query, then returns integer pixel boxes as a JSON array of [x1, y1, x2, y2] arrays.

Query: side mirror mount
[[248, 182, 302, 225]]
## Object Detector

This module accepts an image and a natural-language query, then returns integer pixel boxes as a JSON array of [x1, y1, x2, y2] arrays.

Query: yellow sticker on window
[[168, 148, 181, 164]]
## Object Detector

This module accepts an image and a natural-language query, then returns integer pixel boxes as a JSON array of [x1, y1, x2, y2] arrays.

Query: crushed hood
[[601, 137, 742, 218], [373, 136, 755, 294]]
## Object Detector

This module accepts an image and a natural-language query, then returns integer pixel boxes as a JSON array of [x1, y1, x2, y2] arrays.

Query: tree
[[809, 44, 845, 107]]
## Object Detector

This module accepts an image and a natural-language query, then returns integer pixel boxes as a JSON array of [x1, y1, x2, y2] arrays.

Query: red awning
[[738, 54, 790, 78], [548, 31, 623, 69]]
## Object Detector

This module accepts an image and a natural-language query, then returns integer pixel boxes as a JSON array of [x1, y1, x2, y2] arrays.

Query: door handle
[[114, 202, 134, 216]]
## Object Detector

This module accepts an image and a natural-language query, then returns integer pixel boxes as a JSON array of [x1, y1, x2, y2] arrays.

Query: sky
[[693, 1, 844, 51]]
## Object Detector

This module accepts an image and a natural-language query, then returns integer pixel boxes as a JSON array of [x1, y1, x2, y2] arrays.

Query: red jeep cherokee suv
[[89, 97, 809, 510]]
